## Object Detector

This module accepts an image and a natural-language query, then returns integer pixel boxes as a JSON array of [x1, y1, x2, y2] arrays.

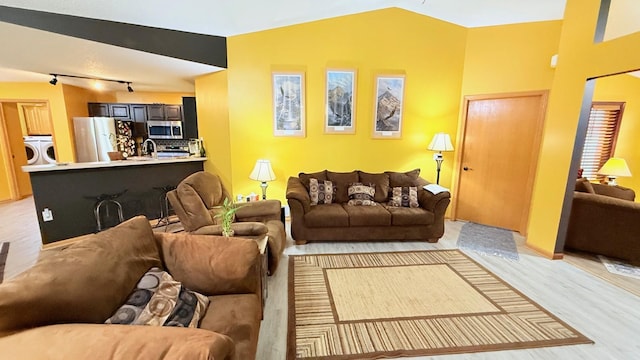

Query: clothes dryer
[[23, 136, 43, 165]]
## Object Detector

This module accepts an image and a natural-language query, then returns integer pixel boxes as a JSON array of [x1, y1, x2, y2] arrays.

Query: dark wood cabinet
[[165, 105, 182, 121], [147, 105, 165, 120], [108, 104, 131, 120], [130, 105, 148, 123], [88, 103, 109, 117]]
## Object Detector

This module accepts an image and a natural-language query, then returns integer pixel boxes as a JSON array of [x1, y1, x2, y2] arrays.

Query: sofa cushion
[[304, 203, 349, 227], [200, 294, 262, 360], [592, 183, 635, 201], [386, 206, 434, 226], [299, 170, 328, 191], [388, 186, 419, 208], [575, 177, 596, 194], [105, 267, 209, 328], [0, 216, 161, 335], [358, 171, 390, 203], [343, 204, 392, 226], [387, 168, 421, 187], [327, 171, 360, 203], [309, 178, 335, 205], [347, 183, 376, 206]]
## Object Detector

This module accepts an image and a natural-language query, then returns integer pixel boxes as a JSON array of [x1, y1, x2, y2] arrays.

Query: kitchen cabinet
[[130, 104, 148, 137], [88, 103, 109, 117], [165, 105, 182, 121], [108, 104, 131, 120], [147, 104, 165, 120], [182, 97, 198, 139]]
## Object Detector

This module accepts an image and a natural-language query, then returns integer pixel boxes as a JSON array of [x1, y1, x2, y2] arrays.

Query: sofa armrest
[[286, 176, 311, 213], [191, 222, 268, 237], [154, 232, 260, 296], [236, 199, 281, 222], [418, 189, 451, 213], [0, 324, 235, 360]]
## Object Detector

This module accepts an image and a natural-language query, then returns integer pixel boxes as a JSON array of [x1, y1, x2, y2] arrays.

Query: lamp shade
[[249, 159, 276, 182], [598, 158, 632, 177], [427, 133, 454, 152]]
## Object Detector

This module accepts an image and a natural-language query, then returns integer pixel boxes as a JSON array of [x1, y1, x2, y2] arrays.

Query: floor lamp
[[249, 159, 276, 199], [427, 133, 454, 185]]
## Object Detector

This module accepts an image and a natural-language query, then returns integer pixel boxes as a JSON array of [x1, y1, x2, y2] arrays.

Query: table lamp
[[250, 159, 276, 199], [598, 157, 631, 186], [427, 132, 454, 185]]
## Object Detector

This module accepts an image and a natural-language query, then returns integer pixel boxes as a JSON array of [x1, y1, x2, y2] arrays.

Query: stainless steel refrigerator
[[73, 117, 135, 162]]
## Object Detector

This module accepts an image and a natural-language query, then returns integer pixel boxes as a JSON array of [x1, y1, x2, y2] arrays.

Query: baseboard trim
[[526, 242, 563, 260]]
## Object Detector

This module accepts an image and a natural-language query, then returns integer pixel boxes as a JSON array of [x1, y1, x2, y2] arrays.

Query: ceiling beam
[[0, 5, 227, 68]]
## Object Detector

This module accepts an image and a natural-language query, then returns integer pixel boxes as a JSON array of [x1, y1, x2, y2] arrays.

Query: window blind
[[579, 102, 625, 181]]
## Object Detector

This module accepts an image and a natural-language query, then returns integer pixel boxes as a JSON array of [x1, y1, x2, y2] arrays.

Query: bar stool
[[87, 190, 127, 232], [153, 185, 176, 229]]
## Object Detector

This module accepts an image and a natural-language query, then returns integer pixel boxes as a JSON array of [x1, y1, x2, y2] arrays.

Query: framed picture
[[372, 74, 405, 139], [272, 72, 305, 137], [325, 69, 356, 134]]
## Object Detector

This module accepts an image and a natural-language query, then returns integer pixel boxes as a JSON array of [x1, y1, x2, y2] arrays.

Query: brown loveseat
[[286, 169, 451, 244], [168, 171, 286, 274], [0, 216, 262, 360], [565, 178, 640, 264]]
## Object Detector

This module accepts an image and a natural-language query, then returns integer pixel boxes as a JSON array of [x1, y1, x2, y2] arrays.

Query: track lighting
[[48, 73, 134, 92]]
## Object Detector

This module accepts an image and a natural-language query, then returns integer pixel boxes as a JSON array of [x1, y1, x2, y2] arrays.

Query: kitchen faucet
[[142, 138, 158, 159]]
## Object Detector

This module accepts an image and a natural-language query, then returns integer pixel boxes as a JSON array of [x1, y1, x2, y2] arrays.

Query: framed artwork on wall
[[272, 71, 306, 137], [372, 74, 405, 139], [325, 69, 356, 134]]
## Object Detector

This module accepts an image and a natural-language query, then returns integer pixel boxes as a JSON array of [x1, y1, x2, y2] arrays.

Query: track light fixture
[[48, 73, 134, 92]]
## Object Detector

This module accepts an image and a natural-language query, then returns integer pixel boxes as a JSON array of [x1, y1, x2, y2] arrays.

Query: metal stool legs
[[94, 199, 124, 232]]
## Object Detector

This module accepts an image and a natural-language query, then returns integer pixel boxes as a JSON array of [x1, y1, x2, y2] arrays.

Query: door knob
[[463, 166, 472, 171]]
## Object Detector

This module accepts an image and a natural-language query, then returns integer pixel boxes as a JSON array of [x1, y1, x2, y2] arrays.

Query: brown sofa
[[0, 216, 262, 360], [566, 178, 640, 264], [286, 169, 451, 244], [168, 171, 286, 274]]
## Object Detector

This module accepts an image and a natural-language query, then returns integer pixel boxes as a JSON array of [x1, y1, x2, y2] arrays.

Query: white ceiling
[[0, 0, 569, 92]]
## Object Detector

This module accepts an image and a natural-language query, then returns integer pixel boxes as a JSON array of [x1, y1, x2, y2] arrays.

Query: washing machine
[[39, 136, 56, 164], [24, 136, 55, 165]]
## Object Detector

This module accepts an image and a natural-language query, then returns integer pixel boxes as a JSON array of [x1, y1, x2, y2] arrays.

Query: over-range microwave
[[147, 120, 183, 139]]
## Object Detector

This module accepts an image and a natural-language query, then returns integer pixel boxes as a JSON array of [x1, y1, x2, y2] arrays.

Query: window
[[579, 102, 625, 181]]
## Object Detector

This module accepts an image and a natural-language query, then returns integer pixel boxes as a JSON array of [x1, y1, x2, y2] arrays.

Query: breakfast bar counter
[[23, 157, 206, 244]]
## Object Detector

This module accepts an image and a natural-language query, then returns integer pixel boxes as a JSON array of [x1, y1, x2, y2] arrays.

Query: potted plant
[[214, 197, 242, 237]]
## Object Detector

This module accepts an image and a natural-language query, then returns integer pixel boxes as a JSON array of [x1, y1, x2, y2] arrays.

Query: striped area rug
[[287, 250, 592, 359]]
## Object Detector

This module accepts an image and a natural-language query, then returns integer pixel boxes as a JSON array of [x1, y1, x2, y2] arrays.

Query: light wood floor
[[2, 197, 639, 359]]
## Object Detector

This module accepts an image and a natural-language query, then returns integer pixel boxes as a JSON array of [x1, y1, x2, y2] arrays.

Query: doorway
[[454, 91, 547, 234], [0, 101, 53, 200]]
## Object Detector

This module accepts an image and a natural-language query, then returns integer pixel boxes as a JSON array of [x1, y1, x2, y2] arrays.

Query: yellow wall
[[462, 21, 562, 95], [527, 0, 640, 257], [593, 73, 640, 193], [222, 8, 467, 202], [195, 71, 233, 190]]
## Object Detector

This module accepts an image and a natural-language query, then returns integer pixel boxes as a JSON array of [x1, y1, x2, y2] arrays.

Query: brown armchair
[[167, 171, 286, 274]]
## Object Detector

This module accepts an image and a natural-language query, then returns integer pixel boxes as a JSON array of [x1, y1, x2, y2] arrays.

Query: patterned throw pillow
[[106, 267, 209, 328], [309, 178, 334, 205], [388, 186, 419, 208], [347, 183, 377, 206]]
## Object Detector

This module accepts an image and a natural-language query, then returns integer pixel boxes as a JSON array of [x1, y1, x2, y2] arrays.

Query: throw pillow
[[386, 169, 421, 187], [347, 183, 377, 206], [358, 171, 390, 203], [388, 186, 419, 208], [299, 170, 328, 191], [106, 267, 209, 328], [575, 177, 596, 194], [309, 178, 334, 205], [326, 171, 360, 203]]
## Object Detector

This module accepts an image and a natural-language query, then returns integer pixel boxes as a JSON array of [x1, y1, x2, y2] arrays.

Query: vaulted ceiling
[[0, 0, 569, 92]]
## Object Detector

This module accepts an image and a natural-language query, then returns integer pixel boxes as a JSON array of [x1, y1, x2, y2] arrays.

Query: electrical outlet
[[42, 208, 53, 222]]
